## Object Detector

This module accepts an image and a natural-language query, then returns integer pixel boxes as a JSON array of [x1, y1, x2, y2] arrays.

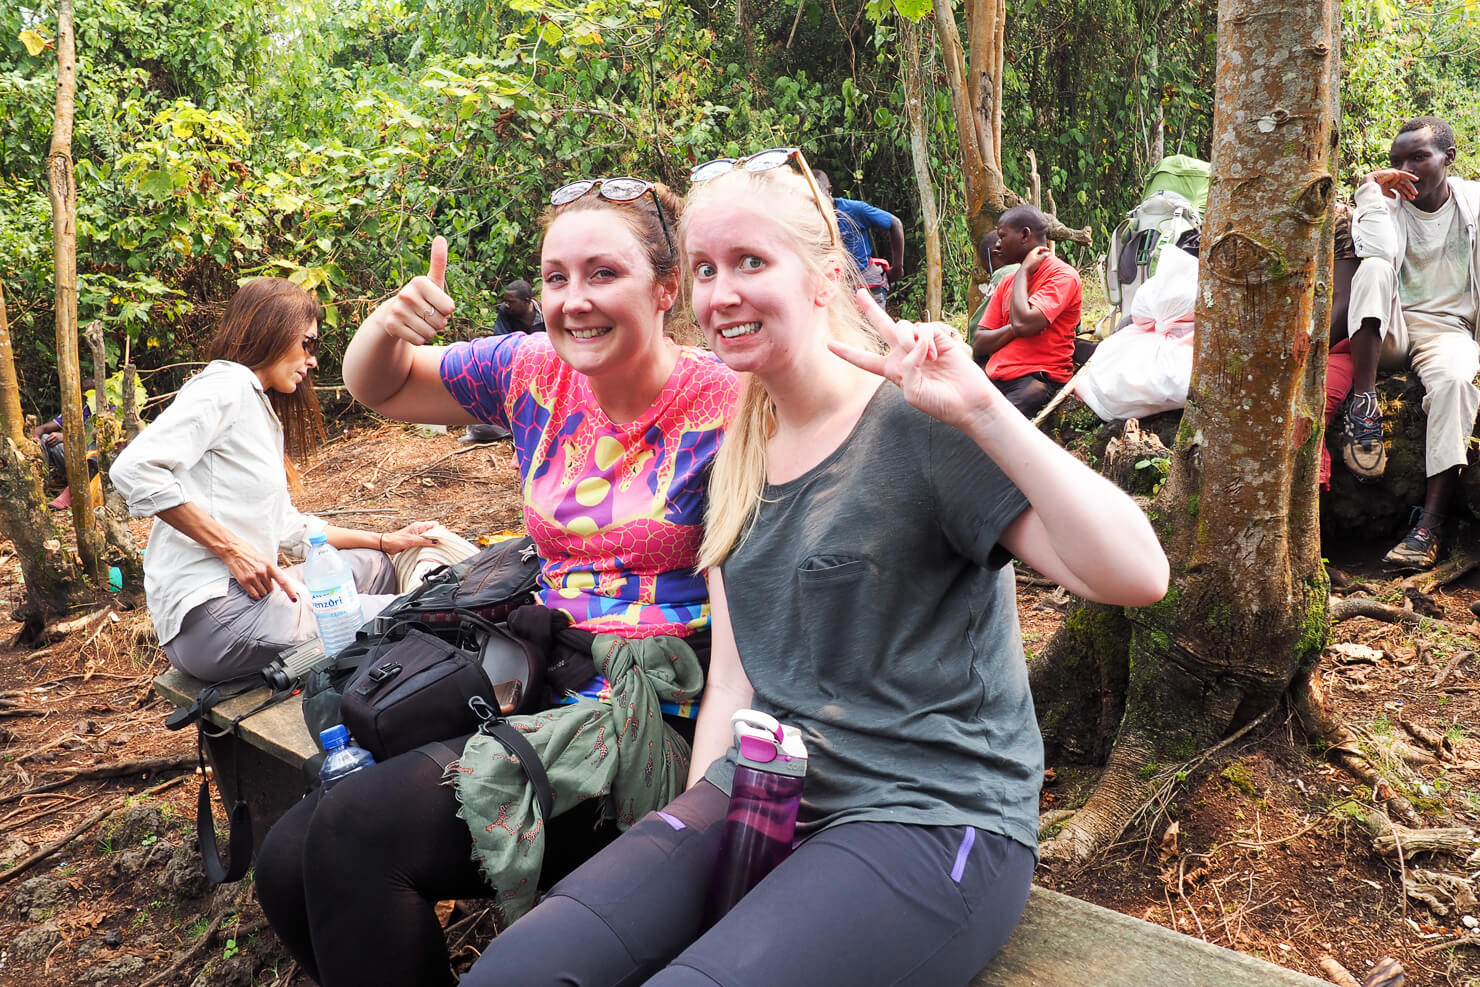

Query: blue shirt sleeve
[[440, 334, 527, 430], [834, 197, 895, 233]]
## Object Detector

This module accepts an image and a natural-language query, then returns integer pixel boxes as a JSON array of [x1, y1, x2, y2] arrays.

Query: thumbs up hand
[[369, 236, 456, 345]]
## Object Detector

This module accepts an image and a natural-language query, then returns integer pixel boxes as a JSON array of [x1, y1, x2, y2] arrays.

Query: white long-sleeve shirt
[[111, 361, 321, 644]]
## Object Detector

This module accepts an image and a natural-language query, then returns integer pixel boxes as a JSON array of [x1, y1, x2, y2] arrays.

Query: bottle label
[[310, 582, 360, 615]]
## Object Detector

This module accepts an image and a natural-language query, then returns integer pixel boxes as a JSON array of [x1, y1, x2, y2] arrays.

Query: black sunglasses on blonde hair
[[549, 177, 675, 254], [689, 147, 840, 246]]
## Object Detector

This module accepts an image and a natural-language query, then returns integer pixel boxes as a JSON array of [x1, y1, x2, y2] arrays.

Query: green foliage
[[2, 0, 1473, 414]]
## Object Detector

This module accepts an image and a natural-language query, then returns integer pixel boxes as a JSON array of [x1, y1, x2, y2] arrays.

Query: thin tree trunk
[[900, 16, 942, 321], [0, 283, 27, 445], [81, 322, 143, 590], [0, 323, 86, 627], [46, 0, 103, 582], [1041, 0, 1341, 862]]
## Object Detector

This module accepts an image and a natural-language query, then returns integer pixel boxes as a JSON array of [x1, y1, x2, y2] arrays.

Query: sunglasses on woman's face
[[300, 333, 319, 358], [688, 147, 840, 246], [548, 177, 675, 254]]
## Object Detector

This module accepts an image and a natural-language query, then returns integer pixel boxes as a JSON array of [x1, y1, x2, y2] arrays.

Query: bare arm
[[886, 216, 905, 284], [155, 502, 299, 601], [972, 324, 1015, 361], [686, 569, 754, 789], [1006, 246, 1052, 338], [343, 236, 478, 425]]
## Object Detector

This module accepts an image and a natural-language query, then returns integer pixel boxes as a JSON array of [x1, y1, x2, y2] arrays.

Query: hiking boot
[[1339, 390, 1386, 479], [1383, 511, 1443, 572]]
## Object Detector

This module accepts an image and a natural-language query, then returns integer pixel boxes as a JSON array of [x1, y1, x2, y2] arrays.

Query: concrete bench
[[156, 668, 1333, 985], [155, 667, 317, 851]]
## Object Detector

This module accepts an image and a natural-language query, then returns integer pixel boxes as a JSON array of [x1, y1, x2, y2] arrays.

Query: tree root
[[1318, 955, 1362, 987], [1404, 551, 1478, 594], [1355, 809, 1478, 861], [1039, 732, 1159, 863], [1294, 673, 1423, 828], [1327, 595, 1471, 638]]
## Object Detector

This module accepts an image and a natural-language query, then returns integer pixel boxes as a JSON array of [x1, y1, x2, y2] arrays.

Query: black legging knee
[[255, 742, 618, 987]]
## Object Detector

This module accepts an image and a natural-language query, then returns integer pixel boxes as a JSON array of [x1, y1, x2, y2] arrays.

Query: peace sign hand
[[829, 289, 1003, 430]]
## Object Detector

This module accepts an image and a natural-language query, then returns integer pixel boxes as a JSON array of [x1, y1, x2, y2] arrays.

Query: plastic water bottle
[[702, 710, 807, 928], [304, 531, 363, 655], [318, 724, 376, 792]]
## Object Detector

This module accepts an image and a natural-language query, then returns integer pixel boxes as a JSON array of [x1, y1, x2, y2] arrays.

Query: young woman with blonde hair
[[465, 151, 1169, 986]]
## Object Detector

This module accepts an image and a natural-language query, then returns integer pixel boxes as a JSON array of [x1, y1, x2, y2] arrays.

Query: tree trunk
[[81, 322, 143, 591], [1038, 0, 1340, 863], [0, 299, 87, 629], [939, 0, 1091, 317], [0, 283, 27, 445], [47, 0, 103, 583], [900, 16, 943, 321]]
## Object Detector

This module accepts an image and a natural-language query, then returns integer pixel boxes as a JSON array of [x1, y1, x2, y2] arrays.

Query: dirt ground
[[2, 422, 1480, 986]]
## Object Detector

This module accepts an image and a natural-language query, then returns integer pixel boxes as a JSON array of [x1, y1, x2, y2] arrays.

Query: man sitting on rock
[[1341, 116, 1480, 572], [971, 204, 1083, 417]]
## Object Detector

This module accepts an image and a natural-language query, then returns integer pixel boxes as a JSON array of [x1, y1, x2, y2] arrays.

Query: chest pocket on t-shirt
[[794, 555, 881, 702]]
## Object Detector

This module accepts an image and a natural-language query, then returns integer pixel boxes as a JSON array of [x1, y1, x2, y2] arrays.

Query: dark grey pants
[[463, 781, 1035, 987], [162, 547, 397, 682]]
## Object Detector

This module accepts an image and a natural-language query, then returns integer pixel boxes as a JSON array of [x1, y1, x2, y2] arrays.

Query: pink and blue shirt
[[441, 333, 740, 639]]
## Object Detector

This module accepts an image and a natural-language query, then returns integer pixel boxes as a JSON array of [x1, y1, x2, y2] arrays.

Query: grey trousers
[[162, 548, 398, 682]]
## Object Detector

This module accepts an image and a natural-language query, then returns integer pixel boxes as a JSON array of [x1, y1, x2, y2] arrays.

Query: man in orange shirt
[[971, 205, 1082, 417]]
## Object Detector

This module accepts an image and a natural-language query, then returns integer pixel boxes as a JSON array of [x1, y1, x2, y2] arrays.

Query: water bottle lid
[[320, 724, 349, 749], [308, 531, 328, 545], [731, 709, 806, 776]]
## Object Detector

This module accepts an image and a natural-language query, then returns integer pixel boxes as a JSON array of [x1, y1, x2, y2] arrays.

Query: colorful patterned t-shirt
[[441, 334, 741, 638]]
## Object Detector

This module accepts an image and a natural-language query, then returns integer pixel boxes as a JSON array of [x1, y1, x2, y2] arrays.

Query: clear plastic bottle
[[304, 531, 364, 656], [318, 724, 376, 792], [702, 709, 807, 928]]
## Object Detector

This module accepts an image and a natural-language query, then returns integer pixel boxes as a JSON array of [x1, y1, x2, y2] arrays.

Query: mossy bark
[[1040, 0, 1339, 862]]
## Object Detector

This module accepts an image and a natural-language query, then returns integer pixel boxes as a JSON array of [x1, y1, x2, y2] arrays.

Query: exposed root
[[1294, 673, 1423, 828], [1403, 551, 1478, 594], [1318, 955, 1361, 987], [1327, 595, 1471, 638], [1402, 867, 1477, 917], [1355, 809, 1478, 861], [1039, 733, 1159, 864]]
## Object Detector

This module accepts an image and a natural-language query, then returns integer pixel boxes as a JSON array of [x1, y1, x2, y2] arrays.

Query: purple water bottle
[[702, 709, 807, 928]]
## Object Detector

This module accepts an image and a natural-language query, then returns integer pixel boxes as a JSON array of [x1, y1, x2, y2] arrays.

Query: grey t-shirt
[[705, 383, 1042, 853]]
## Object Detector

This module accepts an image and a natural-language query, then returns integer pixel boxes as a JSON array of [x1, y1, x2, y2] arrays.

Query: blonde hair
[[683, 166, 875, 569]]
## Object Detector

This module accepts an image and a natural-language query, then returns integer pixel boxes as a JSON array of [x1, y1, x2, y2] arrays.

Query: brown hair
[[537, 182, 695, 340], [206, 277, 325, 462]]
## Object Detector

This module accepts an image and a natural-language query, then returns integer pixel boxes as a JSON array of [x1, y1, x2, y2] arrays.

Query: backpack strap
[[467, 697, 554, 820], [166, 679, 299, 886]]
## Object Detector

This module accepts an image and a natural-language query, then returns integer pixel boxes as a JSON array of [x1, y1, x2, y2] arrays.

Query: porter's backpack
[[1102, 155, 1211, 333]]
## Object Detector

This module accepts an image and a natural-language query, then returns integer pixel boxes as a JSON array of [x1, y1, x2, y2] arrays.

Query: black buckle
[[368, 661, 402, 683]]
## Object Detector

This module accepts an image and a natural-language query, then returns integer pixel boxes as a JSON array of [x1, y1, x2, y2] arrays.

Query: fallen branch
[[44, 754, 195, 782], [1400, 715, 1454, 758], [37, 605, 113, 643], [0, 800, 121, 884], [1358, 810, 1477, 861], [380, 443, 484, 495]]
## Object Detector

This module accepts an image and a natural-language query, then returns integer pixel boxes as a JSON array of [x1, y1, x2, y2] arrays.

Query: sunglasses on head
[[689, 147, 840, 246], [549, 177, 675, 254]]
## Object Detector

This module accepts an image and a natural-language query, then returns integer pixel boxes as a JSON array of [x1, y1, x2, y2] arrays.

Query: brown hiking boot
[[1383, 512, 1442, 572], [1339, 390, 1386, 480]]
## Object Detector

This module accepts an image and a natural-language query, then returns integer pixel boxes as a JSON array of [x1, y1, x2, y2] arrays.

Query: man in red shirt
[[971, 204, 1082, 417]]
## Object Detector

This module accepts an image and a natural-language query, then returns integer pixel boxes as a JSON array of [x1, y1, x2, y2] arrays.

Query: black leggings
[[255, 739, 616, 987], [463, 782, 1036, 987]]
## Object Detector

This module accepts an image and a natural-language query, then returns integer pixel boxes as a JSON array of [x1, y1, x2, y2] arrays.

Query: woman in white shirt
[[112, 278, 435, 682]]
